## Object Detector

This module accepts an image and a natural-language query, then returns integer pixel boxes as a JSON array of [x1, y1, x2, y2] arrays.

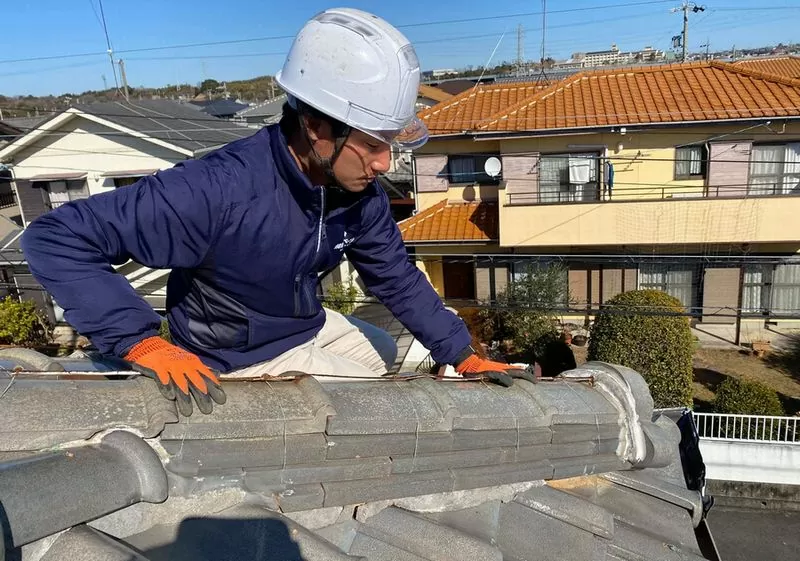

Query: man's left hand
[[454, 352, 538, 387]]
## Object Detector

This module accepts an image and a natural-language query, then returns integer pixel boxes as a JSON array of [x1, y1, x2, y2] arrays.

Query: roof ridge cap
[[715, 59, 800, 88]]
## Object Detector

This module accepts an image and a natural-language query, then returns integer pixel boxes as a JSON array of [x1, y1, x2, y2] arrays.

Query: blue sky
[[2, 0, 798, 96]]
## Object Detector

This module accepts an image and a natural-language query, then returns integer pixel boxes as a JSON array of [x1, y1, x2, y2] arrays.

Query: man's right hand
[[124, 336, 226, 417]]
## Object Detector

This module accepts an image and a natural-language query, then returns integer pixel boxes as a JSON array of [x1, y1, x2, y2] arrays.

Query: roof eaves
[[467, 114, 800, 139]]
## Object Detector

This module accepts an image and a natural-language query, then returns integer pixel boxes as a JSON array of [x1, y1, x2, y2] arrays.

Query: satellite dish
[[484, 156, 502, 178]]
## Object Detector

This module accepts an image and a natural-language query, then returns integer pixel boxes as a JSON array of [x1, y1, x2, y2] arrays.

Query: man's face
[[310, 119, 392, 192]]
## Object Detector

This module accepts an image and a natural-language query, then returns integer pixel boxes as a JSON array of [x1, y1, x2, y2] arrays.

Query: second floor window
[[674, 146, 707, 179], [447, 154, 501, 185], [749, 143, 800, 196]]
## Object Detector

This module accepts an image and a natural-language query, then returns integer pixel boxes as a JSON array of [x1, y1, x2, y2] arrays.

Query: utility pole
[[117, 59, 130, 101], [516, 24, 525, 76], [672, 2, 705, 62]]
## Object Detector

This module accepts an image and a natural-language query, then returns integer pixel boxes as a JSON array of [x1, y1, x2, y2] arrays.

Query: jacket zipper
[[295, 187, 326, 317]]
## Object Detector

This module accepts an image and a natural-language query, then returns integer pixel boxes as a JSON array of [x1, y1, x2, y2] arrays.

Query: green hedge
[[588, 290, 694, 408], [713, 377, 784, 416]]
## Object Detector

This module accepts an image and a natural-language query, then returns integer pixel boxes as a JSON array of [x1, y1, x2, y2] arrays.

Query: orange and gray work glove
[[453, 346, 538, 388], [124, 336, 226, 417]]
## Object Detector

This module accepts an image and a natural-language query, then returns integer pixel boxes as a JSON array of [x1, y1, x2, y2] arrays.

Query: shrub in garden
[[0, 296, 50, 346], [322, 280, 361, 316], [588, 289, 694, 408], [713, 377, 784, 416]]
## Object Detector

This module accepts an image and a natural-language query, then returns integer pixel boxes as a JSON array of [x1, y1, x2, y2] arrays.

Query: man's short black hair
[[279, 100, 350, 139]]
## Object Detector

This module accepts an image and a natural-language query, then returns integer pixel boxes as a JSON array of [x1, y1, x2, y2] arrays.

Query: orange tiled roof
[[733, 56, 800, 80], [419, 61, 800, 135], [398, 200, 498, 243], [418, 84, 453, 103], [417, 81, 553, 134]]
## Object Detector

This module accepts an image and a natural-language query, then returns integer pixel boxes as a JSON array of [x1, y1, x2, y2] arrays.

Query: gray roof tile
[[451, 460, 553, 491], [551, 422, 621, 443], [360, 506, 502, 561], [421, 500, 501, 544], [41, 525, 150, 561], [556, 477, 701, 551], [161, 433, 328, 476], [496, 500, 608, 561], [0, 377, 175, 451], [609, 521, 707, 561], [244, 457, 392, 487], [348, 532, 429, 561], [160, 377, 334, 440], [322, 471, 454, 507], [0, 355, 709, 561], [324, 432, 453, 460], [325, 381, 452, 435], [390, 447, 512, 474], [420, 378, 551, 430], [514, 441, 599, 463], [514, 484, 615, 539], [551, 454, 630, 480]]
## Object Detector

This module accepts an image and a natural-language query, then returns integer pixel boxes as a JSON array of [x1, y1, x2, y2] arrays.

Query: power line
[[96, 0, 120, 93], [0, 1, 684, 66]]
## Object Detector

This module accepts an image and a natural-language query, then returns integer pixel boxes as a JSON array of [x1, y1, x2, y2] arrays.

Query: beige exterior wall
[[9, 116, 185, 196], [416, 184, 500, 210], [499, 194, 800, 247], [417, 258, 444, 296]]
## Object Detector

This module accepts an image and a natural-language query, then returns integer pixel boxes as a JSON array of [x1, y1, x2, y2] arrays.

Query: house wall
[[9, 116, 185, 197]]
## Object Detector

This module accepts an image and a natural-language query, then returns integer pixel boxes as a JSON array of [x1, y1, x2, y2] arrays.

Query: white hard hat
[[276, 8, 428, 150]]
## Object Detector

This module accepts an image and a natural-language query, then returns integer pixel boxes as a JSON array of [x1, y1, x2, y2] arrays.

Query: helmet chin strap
[[296, 109, 351, 189]]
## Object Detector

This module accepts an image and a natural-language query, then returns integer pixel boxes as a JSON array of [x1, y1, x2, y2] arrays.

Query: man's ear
[[303, 113, 330, 143]]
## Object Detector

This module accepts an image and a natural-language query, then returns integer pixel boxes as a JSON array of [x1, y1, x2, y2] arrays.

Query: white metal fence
[[693, 412, 800, 444]]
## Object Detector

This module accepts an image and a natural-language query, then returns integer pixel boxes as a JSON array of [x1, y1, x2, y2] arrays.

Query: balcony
[[499, 184, 800, 247]]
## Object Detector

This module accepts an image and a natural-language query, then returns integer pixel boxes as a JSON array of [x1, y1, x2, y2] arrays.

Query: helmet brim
[[362, 117, 429, 150]]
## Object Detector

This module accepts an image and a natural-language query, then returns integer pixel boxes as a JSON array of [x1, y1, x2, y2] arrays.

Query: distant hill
[[0, 75, 281, 119]]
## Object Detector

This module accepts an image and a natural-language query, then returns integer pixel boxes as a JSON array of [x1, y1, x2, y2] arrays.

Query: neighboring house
[[191, 98, 250, 119], [0, 121, 22, 150], [732, 55, 800, 79], [404, 60, 800, 331], [416, 84, 453, 111], [234, 94, 287, 126], [0, 99, 253, 322]]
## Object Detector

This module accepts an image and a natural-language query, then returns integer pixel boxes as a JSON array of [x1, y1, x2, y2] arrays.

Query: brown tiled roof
[[733, 56, 800, 80], [417, 81, 553, 134], [398, 199, 498, 243], [418, 84, 453, 103], [420, 61, 800, 135]]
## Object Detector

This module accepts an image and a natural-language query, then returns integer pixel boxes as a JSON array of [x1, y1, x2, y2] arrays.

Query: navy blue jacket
[[21, 125, 471, 372]]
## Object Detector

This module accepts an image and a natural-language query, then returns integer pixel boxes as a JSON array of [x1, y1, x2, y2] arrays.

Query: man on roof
[[22, 8, 534, 416]]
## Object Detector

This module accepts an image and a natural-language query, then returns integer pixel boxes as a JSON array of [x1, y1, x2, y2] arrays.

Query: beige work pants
[[220, 309, 398, 381]]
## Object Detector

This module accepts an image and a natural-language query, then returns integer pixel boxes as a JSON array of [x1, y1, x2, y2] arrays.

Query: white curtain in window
[[783, 143, 800, 195], [771, 264, 800, 315], [749, 146, 782, 195], [741, 266, 764, 313], [639, 265, 665, 288], [676, 147, 702, 177], [449, 157, 476, 183], [666, 269, 693, 309], [539, 157, 566, 202]]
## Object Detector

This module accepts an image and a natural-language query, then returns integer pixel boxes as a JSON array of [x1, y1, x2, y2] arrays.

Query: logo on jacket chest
[[334, 231, 355, 251]]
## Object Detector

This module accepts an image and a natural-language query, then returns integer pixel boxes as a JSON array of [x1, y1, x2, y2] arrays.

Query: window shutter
[[414, 154, 448, 193]]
